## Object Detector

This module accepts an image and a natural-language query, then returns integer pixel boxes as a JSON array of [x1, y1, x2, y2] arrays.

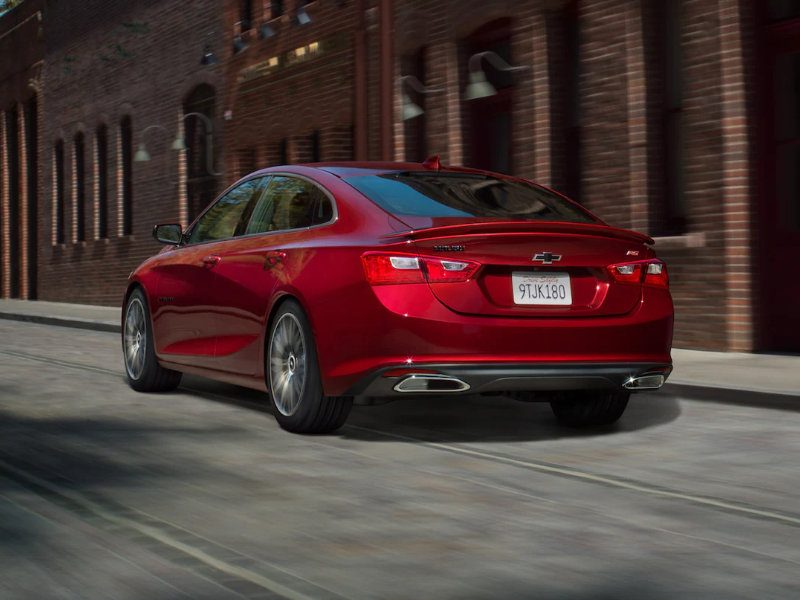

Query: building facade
[[1, 0, 798, 353]]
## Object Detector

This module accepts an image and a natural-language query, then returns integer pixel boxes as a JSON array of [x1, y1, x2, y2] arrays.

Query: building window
[[54, 140, 65, 244], [461, 19, 515, 174], [24, 98, 38, 299], [769, 0, 800, 21], [270, 1, 283, 19], [74, 132, 86, 243], [310, 130, 320, 162], [644, 0, 686, 236], [402, 48, 428, 162], [5, 107, 20, 296], [96, 124, 108, 239], [563, 0, 582, 203], [120, 116, 133, 236], [184, 84, 218, 221], [279, 138, 288, 164], [240, 0, 253, 30]]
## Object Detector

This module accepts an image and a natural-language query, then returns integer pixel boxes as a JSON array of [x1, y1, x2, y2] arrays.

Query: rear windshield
[[345, 172, 598, 224]]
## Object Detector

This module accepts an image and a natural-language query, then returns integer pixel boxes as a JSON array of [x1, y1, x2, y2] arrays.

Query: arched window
[[183, 84, 217, 220], [120, 116, 133, 235], [402, 47, 428, 161], [96, 124, 108, 239], [74, 132, 85, 242], [54, 139, 65, 244]]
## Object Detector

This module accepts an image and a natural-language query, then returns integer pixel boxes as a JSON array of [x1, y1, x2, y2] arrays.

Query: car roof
[[248, 160, 504, 179]]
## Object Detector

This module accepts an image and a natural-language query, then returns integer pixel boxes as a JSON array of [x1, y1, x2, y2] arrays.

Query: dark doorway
[[184, 84, 218, 222], [461, 19, 514, 174], [757, 4, 800, 351], [24, 97, 38, 299]]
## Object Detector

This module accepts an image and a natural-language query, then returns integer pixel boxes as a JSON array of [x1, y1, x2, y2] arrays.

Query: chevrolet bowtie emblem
[[533, 252, 562, 265]]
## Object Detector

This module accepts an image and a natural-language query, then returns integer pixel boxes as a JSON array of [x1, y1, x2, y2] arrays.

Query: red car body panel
[[125, 163, 674, 397]]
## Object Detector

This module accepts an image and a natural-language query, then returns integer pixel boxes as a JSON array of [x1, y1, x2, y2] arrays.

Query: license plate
[[512, 271, 572, 305]]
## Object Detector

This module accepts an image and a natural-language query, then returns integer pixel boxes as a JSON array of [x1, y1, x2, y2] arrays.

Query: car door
[[210, 174, 335, 375], [150, 177, 266, 368]]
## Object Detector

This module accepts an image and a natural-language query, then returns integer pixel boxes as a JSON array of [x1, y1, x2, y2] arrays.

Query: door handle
[[202, 255, 221, 268], [264, 251, 286, 269]]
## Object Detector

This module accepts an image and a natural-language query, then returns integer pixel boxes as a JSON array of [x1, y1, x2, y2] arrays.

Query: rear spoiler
[[380, 221, 654, 245]]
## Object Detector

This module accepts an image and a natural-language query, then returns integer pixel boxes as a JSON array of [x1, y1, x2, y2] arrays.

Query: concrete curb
[[662, 382, 799, 410], [0, 311, 120, 334]]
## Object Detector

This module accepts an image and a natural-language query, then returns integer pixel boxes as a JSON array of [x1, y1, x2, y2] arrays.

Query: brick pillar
[[625, 0, 649, 234], [289, 135, 312, 163], [531, 11, 551, 185], [115, 127, 123, 237], [393, 57, 405, 161], [322, 126, 353, 161], [719, 0, 753, 351], [176, 110, 188, 228], [426, 42, 462, 165], [92, 131, 100, 240], [0, 109, 8, 298], [17, 104, 29, 298], [71, 140, 78, 243]]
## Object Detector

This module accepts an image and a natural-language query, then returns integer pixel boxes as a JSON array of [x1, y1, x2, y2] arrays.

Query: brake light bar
[[607, 259, 669, 289], [362, 252, 480, 285]]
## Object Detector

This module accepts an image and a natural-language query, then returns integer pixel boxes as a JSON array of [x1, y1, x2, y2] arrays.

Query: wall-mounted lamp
[[464, 51, 529, 101], [258, 22, 276, 39], [401, 75, 443, 121], [134, 114, 221, 176], [200, 43, 217, 65], [233, 22, 249, 53], [134, 125, 172, 162], [293, 1, 312, 25]]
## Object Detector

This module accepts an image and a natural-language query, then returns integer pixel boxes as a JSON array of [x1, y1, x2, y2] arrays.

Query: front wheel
[[123, 288, 182, 392], [267, 300, 352, 434], [550, 389, 630, 427]]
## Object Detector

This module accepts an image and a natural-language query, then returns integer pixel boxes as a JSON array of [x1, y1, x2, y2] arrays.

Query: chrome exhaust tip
[[623, 374, 666, 390], [393, 374, 471, 393]]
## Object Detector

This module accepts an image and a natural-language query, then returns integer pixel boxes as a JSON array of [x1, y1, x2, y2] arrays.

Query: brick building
[[1, 0, 799, 353]]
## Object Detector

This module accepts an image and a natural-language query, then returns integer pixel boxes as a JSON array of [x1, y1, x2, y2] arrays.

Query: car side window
[[188, 177, 265, 244], [246, 176, 333, 235]]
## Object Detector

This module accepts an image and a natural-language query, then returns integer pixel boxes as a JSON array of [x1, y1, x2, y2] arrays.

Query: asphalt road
[[0, 319, 798, 600]]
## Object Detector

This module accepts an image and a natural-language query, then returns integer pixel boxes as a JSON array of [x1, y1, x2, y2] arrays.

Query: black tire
[[550, 389, 630, 427], [122, 288, 182, 392], [266, 300, 352, 434]]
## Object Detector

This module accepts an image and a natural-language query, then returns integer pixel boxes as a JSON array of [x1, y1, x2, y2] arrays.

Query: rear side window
[[344, 172, 598, 224], [246, 175, 333, 234]]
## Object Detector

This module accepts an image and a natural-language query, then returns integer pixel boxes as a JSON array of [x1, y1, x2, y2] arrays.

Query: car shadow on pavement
[[175, 375, 681, 442], [340, 392, 681, 443]]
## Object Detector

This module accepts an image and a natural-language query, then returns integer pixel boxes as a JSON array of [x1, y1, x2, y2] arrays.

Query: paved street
[[0, 319, 798, 599]]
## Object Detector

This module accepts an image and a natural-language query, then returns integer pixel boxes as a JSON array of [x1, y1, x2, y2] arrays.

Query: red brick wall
[[36, 0, 224, 306]]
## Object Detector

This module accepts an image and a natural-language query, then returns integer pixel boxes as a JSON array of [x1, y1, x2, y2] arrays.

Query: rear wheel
[[123, 288, 182, 392], [267, 300, 352, 433], [550, 389, 630, 427]]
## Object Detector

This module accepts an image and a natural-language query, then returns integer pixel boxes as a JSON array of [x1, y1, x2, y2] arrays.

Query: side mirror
[[153, 223, 182, 245]]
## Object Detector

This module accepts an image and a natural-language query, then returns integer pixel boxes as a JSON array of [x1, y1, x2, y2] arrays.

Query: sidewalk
[[1, 299, 797, 399]]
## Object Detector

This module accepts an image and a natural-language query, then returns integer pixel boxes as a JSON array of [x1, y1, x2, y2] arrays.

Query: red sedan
[[122, 160, 673, 433]]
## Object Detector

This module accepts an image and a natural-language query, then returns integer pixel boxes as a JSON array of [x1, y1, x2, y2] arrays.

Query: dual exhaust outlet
[[392, 372, 667, 393]]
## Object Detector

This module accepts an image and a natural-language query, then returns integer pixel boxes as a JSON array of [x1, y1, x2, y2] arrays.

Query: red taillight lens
[[643, 261, 669, 288], [607, 259, 668, 289], [362, 252, 480, 285]]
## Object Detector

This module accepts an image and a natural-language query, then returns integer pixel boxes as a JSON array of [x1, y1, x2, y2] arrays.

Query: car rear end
[[315, 167, 673, 404]]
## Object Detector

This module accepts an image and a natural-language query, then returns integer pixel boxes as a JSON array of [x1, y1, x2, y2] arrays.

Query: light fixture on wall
[[135, 114, 221, 176], [400, 75, 443, 121], [258, 22, 276, 39], [233, 22, 249, 53], [200, 43, 217, 65], [464, 51, 529, 100], [134, 125, 171, 162], [293, 1, 312, 25]]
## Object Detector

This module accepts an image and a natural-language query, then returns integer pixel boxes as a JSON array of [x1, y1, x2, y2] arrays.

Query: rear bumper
[[345, 362, 673, 397]]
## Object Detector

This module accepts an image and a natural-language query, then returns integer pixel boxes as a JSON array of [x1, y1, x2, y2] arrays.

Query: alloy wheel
[[269, 312, 307, 416], [124, 297, 147, 380]]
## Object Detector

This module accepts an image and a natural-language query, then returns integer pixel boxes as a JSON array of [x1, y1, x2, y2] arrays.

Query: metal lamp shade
[[464, 70, 496, 100]]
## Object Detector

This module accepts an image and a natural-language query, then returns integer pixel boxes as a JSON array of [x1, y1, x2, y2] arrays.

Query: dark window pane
[[769, 0, 800, 21], [777, 143, 800, 231], [55, 141, 65, 244], [775, 51, 800, 142], [346, 172, 598, 223], [189, 178, 263, 243], [96, 125, 108, 238], [74, 133, 85, 242], [246, 176, 324, 234], [121, 116, 133, 235]]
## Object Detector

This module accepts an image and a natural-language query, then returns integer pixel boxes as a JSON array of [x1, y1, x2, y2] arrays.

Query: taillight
[[362, 252, 480, 285], [607, 259, 669, 289]]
